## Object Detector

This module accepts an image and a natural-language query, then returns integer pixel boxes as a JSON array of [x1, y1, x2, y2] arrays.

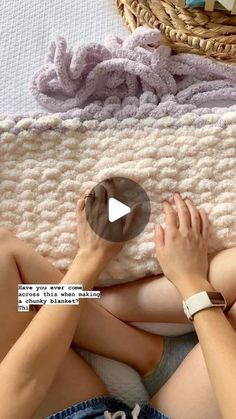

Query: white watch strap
[[184, 291, 212, 320], [183, 291, 226, 320]]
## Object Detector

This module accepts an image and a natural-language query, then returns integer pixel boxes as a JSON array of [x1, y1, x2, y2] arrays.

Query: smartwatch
[[183, 291, 227, 321]]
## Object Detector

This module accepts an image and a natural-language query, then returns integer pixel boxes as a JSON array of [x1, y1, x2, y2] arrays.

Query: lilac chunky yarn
[[31, 27, 236, 113]]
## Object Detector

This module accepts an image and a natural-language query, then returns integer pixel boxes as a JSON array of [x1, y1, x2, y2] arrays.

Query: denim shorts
[[46, 395, 170, 419]]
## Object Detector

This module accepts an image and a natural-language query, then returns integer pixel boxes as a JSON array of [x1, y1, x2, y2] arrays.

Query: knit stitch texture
[[0, 28, 236, 285], [0, 108, 235, 286]]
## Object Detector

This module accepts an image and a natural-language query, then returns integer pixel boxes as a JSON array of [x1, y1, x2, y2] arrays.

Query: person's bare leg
[[0, 228, 164, 377], [149, 303, 236, 419], [98, 274, 184, 323], [77, 300, 163, 375], [1, 227, 234, 419], [98, 247, 236, 323], [150, 343, 221, 419], [36, 350, 108, 418], [0, 233, 108, 419]]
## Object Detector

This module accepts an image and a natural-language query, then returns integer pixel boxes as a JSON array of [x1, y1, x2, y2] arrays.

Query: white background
[[0, 0, 129, 113]]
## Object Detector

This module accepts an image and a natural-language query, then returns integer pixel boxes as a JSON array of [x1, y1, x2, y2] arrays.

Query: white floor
[[0, 0, 129, 113]]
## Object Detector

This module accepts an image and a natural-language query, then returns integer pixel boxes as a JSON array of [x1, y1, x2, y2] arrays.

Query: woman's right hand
[[76, 180, 137, 266], [155, 192, 210, 294]]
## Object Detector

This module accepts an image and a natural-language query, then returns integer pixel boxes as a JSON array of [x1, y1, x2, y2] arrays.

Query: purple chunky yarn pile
[[31, 27, 236, 113]]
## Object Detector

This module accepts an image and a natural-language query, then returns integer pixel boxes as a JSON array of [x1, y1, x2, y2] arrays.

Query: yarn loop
[[31, 27, 236, 112]]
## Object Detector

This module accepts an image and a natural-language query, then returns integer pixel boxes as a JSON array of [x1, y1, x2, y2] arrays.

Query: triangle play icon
[[108, 197, 131, 223]]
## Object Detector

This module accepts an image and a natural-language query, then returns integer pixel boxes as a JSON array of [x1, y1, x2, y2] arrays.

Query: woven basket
[[116, 0, 236, 63]]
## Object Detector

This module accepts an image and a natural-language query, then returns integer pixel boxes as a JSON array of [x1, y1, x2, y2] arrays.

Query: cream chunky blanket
[[0, 28, 236, 287], [0, 107, 235, 286]]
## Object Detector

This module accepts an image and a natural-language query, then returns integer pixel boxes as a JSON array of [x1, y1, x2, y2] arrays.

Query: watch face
[[208, 292, 225, 305]]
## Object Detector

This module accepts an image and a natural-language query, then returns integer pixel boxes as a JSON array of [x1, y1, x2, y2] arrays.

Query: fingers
[[161, 193, 209, 240], [199, 208, 209, 240], [82, 189, 93, 222], [76, 197, 85, 221], [155, 224, 165, 248], [77, 198, 85, 211], [163, 201, 178, 230], [103, 178, 115, 200], [173, 192, 191, 230], [185, 198, 201, 234], [123, 203, 140, 236], [95, 184, 107, 204]]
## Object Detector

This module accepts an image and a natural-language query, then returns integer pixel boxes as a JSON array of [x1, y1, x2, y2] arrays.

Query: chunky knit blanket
[[1, 108, 235, 286], [1, 28, 236, 287]]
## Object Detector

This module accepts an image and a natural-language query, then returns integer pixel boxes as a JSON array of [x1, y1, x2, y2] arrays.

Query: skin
[[149, 194, 236, 419], [0, 187, 235, 418], [0, 184, 163, 419], [97, 246, 236, 324]]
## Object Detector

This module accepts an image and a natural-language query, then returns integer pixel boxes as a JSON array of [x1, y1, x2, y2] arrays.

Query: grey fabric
[[142, 332, 199, 397]]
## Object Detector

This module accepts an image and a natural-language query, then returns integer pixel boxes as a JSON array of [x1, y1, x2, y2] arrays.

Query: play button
[[108, 198, 130, 222], [85, 177, 150, 242]]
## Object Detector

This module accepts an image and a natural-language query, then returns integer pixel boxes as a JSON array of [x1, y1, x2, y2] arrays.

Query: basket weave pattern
[[116, 0, 236, 63]]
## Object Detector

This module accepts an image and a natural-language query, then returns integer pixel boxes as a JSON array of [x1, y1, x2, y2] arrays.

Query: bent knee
[[0, 228, 15, 243], [0, 229, 19, 257]]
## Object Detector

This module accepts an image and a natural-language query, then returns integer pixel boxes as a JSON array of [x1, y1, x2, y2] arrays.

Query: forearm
[[179, 280, 236, 419], [0, 249, 105, 418]]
